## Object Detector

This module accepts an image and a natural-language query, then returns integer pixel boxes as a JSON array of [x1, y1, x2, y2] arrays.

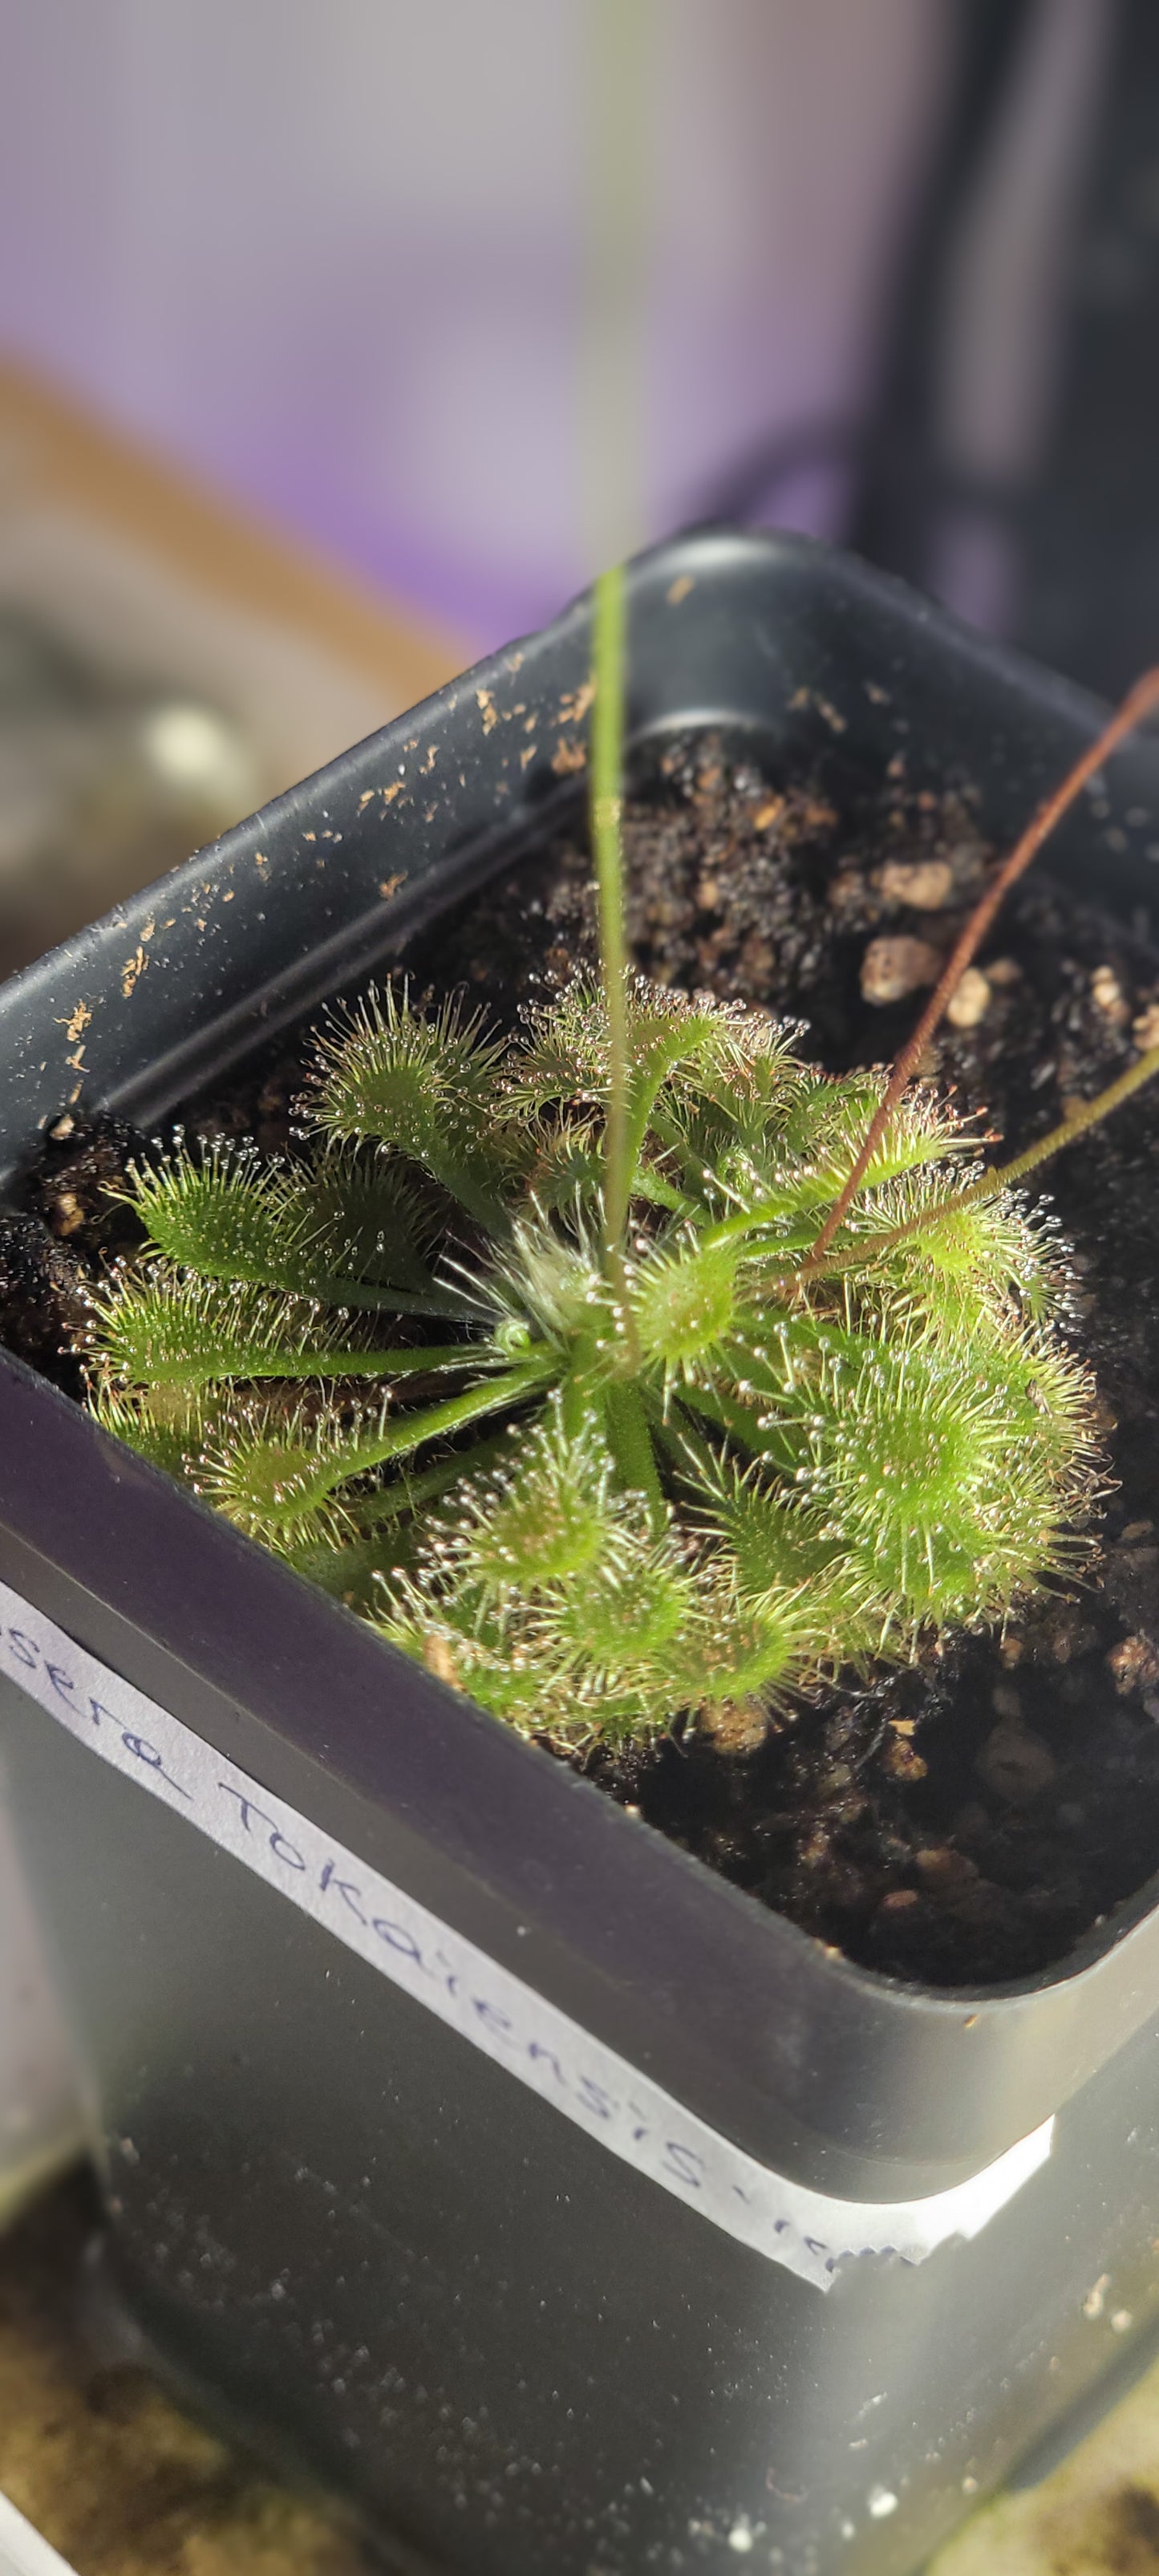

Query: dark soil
[[6, 732, 1159, 1990]]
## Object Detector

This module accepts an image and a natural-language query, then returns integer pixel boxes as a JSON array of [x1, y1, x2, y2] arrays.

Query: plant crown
[[83, 973, 1101, 1747]]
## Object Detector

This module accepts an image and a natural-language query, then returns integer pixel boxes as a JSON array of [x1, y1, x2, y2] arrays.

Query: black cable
[[688, 1, 1038, 582], [845, 0, 1038, 584]]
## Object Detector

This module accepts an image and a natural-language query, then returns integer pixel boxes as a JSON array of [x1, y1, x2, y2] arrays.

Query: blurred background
[[0, 0, 1154, 959], [6, 0, 1157, 688], [0, 1, 1156, 978]]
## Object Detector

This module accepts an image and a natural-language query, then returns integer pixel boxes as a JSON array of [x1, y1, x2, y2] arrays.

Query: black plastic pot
[[2, 530, 1159, 2576]]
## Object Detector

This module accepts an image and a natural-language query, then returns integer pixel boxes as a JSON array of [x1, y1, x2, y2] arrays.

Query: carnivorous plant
[[79, 594, 1159, 1749]]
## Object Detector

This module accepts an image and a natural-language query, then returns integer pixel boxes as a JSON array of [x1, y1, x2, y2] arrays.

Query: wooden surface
[[0, 363, 470, 969], [0, 363, 462, 730], [0, 2181, 366, 2576]]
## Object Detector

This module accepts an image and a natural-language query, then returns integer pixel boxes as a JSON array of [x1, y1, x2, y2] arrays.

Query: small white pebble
[[1111, 2309, 1133, 2334], [867, 2487, 898, 2520], [861, 935, 942, 1005], [946, 968, 992, 1030], [1082, 2274, 1109, 2319], [1091, 963, 1129, 1025], [976, 1720, 1056, 1803], [727, 2523, 755, 2553], [877, 858, 954, 910]]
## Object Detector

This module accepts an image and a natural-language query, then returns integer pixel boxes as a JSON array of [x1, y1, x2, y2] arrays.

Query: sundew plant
[[81, 598, 1159, 1751]]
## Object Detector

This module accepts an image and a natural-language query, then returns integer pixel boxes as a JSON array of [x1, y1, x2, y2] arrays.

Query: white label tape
[[0, 1576, 1052, 2290], [0, 2489, 79, 2576]]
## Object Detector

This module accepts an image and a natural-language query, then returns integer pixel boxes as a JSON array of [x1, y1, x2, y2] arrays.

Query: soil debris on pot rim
[[5, 731, 1159, 1992]]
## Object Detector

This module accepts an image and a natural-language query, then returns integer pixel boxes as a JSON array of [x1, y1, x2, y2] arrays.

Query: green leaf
[[87, 1267, 496, 1393], [201, 1361, 553, 1544], [88, 1379, 209, 1486], [122, 1145, 478, 1318], [308, 986, 525, 1227], [626, 1234, 743, 1378]]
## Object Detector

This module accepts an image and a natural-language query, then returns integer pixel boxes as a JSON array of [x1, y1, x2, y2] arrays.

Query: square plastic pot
[[2, 531, 1159, 2576]]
